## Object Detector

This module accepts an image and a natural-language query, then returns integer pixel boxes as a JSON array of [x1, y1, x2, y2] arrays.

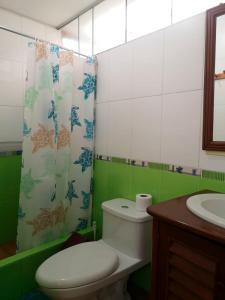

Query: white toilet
[[36, 198, 152, 300]]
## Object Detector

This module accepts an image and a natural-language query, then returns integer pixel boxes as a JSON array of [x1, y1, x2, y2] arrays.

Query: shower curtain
[[17, 42, 96, 252]]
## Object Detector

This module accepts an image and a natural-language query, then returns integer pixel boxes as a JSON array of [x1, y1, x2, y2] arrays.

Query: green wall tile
[[131, 166, 162, 204], [0, 238, 65, 299], [0, 229, 93, 299], [93, 160, 153, 291], [93, 160, 223, 292], [107, 162, 133, 200], [93, 160, 203, 244], [111, 157, 127, 164], [0, 261, 23, 299], [199, 177, 225, 193], [130, 264, 151, 292], [0, 155, 21, 198], [0, 201, 18, 244], [159, 171, 201, 203], [93, 160, 133, 238], [92, 160, 110, 239], [0, 155, 21, 245], [0, 157, 221, 299]]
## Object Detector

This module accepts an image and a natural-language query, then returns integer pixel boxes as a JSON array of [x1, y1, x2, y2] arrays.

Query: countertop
[[147, 190, 225, 246]]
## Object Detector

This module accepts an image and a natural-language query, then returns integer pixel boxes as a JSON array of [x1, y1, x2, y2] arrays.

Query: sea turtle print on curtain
[[78, 73, 96, 100], [74, 147, 93, 172], [70, 106, 81, 131], [84, 119, 94, 139], [17, 42, 96, 252]]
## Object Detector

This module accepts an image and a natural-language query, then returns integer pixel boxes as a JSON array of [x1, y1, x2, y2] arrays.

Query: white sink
[[186, 193, 225, 229]]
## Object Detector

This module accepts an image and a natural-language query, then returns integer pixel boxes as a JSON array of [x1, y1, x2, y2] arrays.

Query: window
[[127, 0, 172, 41], [94, 0, 126, 54], [79, 10, 93, 56], [61, 18, 79, 52], [172, 0, 222, 23], [61, 0, 225, 56]]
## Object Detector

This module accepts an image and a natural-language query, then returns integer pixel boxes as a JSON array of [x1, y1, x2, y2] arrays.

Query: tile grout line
[[96, 87, 204, 104]]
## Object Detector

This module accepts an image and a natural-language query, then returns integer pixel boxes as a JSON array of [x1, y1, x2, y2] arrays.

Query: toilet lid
[[36, 241, 119, 289]]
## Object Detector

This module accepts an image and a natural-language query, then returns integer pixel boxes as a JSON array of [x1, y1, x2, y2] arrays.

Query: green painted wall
[[0, 155, 22, 245], [93, 159, 225, 291]]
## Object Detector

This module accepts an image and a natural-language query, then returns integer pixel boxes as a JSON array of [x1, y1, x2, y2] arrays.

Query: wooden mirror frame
[[203, 3, 225, 151]]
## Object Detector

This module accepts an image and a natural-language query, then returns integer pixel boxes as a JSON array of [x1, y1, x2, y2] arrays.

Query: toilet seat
[[36, 241, 119, 289]]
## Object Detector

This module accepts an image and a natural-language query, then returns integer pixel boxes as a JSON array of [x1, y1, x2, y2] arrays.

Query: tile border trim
[[95, 154, 225, 182], [202, 170, 225, 182], [0, 150, 22, 157], [1, 152, 224, 182]]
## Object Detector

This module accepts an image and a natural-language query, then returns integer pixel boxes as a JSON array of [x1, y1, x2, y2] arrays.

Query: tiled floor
[[18, 290, 50, 300], [0, 240, 16, 260]]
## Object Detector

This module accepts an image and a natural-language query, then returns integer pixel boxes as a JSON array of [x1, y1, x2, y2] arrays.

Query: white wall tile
[[131, 96, 162, 162], [93, 12, 225, 173], [108, 100, 132, 158], [163, 13, 205, 94], [161, 90, 202, 167], [132, 31, 164, 98], [0, 142, 22, 151], [0, 106, 23, 142], [95, 103, 110, 155], [109, 43, 133, 101], [0, 30, 25, 62], [0, 59, 24, 106], [0, 8, 22, 31], [0, 8, 60, 46], [199, 151, 225, 172], [0, 8, 60, 145], [96, 52, 111, 102], [45, 26, 61, 45], [21, 17, 46, 40]]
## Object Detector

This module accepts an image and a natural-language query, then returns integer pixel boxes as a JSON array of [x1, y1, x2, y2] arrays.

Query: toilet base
[[98, 277, 131, 300], [39, 240, 147, 300], [45, 277, 131, 300], [50, 293, 98, 300]]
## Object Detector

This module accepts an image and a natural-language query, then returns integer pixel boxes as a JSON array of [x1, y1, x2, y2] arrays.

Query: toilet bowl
[[36, 199, 152, 300]]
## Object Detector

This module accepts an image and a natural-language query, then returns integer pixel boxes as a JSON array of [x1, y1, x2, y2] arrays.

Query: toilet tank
[[102, 199, 152, 261]]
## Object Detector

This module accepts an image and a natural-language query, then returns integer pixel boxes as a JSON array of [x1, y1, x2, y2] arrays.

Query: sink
[[186, 193, 225, 229]]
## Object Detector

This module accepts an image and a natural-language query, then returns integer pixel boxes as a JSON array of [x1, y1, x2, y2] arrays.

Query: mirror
[[214, 13, 225, 141], [203, 3, 225, 151]]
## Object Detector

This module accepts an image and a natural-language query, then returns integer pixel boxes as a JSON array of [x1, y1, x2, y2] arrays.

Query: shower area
[[0, 26, 96, 261]]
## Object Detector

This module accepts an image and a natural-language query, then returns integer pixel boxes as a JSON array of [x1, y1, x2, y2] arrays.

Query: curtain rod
[[0, 25, 89, 58]]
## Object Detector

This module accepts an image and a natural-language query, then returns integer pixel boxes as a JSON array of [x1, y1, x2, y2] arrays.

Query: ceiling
[[0, 0, 103, 28]]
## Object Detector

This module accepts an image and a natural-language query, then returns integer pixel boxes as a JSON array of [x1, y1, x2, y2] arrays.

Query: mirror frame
[[203, 3, 225, 151]]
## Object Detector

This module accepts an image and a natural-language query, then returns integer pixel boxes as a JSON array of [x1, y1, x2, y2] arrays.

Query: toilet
[[36, 198, 152, 300]]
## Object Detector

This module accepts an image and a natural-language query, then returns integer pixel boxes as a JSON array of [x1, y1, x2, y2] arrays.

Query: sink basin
[[186, 193, 225, 229]]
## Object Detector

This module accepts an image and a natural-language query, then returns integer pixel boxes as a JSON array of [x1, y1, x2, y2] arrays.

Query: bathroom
[[0, 0, 225, 299]]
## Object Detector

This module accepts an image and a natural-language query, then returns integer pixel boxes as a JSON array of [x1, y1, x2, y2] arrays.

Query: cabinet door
[[153, 222, 225, 300], [215, 282, 225, 300]]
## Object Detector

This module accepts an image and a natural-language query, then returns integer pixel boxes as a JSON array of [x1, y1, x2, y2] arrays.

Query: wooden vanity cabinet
[[148, 191, 225, 300]]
